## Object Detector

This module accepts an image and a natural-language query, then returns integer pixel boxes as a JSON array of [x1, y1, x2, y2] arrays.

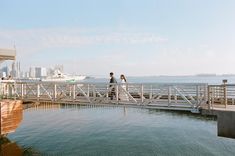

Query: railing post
[[168, 86, 171, 106], [54, 84, 57, 101], [141, 84, 144, 104], [73, 84, 76, 101], [6, 83, 9, 99], [21, 83, 24, 100], [222, 80, 228, 108], [116, 84, 119, 103], [37, 84, 40, 101], [87, 84, 90, 97], [69, 86, 72, 97], [106, 84, 109, 99], [150, 85, 152, 99], [207, 85, 211, 110], [93, 85, 96, 98], [196, 85, 199, 106]]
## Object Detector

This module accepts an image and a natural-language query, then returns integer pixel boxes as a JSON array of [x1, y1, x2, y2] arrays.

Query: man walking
[[109, 72, 117, 100]]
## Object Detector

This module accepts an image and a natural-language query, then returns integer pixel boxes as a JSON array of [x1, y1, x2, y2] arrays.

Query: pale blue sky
[[1, 0, 235, 76]]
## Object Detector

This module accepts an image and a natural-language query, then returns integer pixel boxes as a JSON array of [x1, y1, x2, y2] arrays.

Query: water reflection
[[0, 137, 41, 156], [24, 103, 216, 122], [8, 103, 235, 156]]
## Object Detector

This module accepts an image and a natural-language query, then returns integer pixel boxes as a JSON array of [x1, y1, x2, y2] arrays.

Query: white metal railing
[[0, 81, 208, 111], [208, 84, 235, 109]]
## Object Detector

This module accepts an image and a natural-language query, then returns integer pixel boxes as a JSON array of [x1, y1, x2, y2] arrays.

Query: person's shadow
[[0, 137, 40, 156]]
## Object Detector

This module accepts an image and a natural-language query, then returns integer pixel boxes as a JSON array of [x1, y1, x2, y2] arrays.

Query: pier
[[1, 80, 235, 138], [1, 81, 208, 112]]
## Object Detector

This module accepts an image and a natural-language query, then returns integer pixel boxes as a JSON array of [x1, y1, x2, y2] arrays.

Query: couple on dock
[[109, 72, 129, 101]]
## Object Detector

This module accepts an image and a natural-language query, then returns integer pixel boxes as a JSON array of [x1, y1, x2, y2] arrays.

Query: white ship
[[43, 70, 86, 82]]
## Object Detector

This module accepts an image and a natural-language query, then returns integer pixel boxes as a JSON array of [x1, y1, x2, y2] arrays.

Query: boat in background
[[42, 70, 86, 82]]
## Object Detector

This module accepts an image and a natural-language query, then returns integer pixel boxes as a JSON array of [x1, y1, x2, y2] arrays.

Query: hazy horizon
[[1, 0, 235, 76]]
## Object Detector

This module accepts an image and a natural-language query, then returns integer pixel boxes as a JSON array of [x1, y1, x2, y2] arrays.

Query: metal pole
[[69, 86, 72, 97], [168, 86, 171, 106], [106, 84, 109, 99], [37, 84, 40, 101], [150, 85, 152, 99], [73, 84, 76, 101], [141, 84, 144, 104], [223, 80, 228, 108], [196, 85, 199, 106], [87, 84, 90, 97], [54, 84, 57, 101], [93, 85, 96, 98], [116, 84, 119, 103], [207, 85, 211, 110], [21, 83, 24, 100]]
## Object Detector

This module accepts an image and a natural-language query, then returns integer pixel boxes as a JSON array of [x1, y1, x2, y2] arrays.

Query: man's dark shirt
[[110, 77, 117, 84]]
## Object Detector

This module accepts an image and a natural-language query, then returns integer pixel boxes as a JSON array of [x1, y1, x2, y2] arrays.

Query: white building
[[29, 67, 36, 78]]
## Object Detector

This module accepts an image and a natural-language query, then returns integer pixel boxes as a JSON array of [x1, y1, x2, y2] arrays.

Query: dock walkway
[[1, 81, 208, 112]]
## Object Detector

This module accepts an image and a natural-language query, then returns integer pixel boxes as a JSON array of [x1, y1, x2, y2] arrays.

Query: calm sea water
[[2, 104, 235, 156], [84, 75, 235, 84]]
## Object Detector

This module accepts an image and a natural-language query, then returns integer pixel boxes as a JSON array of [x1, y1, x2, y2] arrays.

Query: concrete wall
[[217, 111, 235, 138]]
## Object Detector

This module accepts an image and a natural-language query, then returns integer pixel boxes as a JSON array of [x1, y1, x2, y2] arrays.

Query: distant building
[[16, 62, 21, 78], [29, 67, 35, 78], [11, 62, 16, 78], [35, 67, 47, 78]]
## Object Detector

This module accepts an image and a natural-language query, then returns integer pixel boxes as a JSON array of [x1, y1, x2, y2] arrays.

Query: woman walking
[[119, 74, 129, 101]]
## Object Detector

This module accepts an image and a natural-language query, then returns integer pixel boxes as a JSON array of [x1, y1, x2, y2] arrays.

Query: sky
[[0, 0, 235, 76]]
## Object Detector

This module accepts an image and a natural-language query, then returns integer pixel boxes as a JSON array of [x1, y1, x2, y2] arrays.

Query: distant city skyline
[[1, 0, 235, 76]]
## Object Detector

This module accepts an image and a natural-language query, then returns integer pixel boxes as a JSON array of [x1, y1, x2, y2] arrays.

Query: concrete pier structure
[[217, 110, 235, 138]]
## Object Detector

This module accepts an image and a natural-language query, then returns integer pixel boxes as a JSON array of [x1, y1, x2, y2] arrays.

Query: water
[[2, 104, 235, 156], [84, 75, 235, 84]]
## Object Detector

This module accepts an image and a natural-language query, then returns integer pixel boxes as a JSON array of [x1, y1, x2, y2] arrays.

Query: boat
[[42, 70, 86, 82]]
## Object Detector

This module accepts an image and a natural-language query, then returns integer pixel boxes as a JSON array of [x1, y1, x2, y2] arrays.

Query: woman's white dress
[[119, 80, 129, 101]]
